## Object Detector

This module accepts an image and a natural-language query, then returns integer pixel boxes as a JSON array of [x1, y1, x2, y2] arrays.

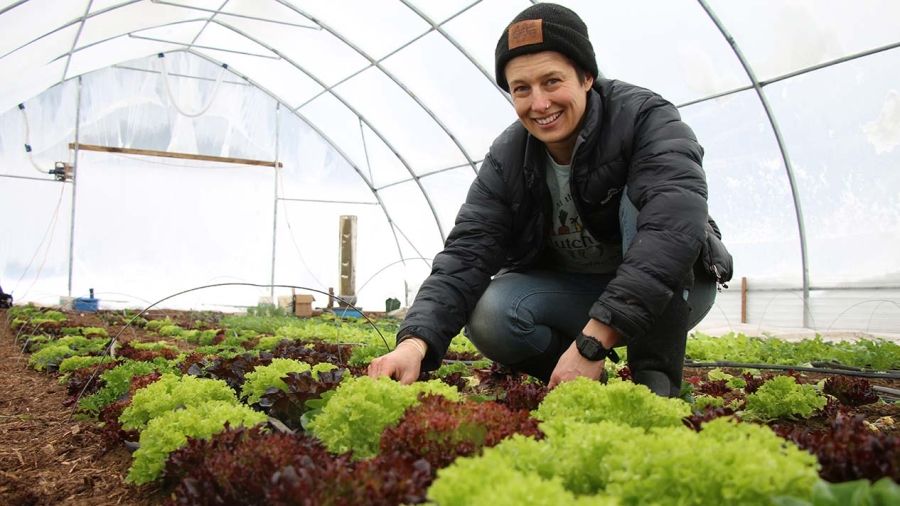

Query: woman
[[368, 3, 730, 397]]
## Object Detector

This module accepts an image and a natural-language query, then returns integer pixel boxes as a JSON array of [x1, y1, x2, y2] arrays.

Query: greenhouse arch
[[2, 0, 899, 334]]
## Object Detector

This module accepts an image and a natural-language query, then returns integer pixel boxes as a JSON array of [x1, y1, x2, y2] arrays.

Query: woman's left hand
[[547, 319, 621, 389], [547, 341, 605, 388]]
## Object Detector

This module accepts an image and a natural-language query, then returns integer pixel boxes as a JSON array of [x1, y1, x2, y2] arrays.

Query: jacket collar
[[574, 85, 604, 162]]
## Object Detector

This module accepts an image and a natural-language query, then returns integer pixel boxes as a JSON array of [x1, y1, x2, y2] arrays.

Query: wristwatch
[[575, 333, 620, 363]]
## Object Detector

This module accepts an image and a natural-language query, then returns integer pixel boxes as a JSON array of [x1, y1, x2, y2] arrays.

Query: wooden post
[[741, 276, 748, 323], [338, 216, 357, 307]]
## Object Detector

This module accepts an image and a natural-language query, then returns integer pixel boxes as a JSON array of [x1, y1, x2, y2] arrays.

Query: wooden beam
[[69, 143, 282, 168]]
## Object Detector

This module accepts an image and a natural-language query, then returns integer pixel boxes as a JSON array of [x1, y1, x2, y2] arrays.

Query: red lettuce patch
[[380, 395, 542, 469]]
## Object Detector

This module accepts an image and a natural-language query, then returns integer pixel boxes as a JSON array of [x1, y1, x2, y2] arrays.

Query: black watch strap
[[575, 332, 620, 363]]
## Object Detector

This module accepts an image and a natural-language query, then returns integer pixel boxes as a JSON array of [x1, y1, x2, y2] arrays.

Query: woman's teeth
[[535, 111, 561, 125]]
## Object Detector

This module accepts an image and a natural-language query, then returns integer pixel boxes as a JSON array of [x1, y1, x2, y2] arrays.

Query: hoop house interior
[[2, 0, 899, 334]]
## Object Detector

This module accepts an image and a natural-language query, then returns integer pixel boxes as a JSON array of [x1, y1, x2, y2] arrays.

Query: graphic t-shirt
[[544, 152, 622, 273]]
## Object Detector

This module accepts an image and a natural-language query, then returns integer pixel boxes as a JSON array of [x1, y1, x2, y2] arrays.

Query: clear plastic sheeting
[[277, 107, 376, 204], [707, 0, 900, 82], [78, 53, 277, 161], [681, 90, 803, 285], [569, 0, 749, 105], [335, 66, 467, 175], [273, 200, 429, 309], [419, 166, 477, 237], [0, 178, 72, 305], [383, 30, 515, 159], [0, 1, 898, 333], [0, 79, 78, 179], [69, 151, 275, 308], [765, 48, 900, 284], [377, 180, 445, 259]]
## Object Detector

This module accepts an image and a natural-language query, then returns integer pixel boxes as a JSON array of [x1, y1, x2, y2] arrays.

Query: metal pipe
[[67, 76, 83, 297], [0, 0, 145, 60], [677, 42, 900, 109], [698, 0, 811, 327], [183, 49, 414, 273], [112, 64, 249, 86], [277, 197, 378, 205], [0, 173, 68, 183], [270, 102, 280, 300], [0, 0, 28, 16], [150, 0, 319, 29], [745, 286, 900, 292], [128, 34, 279, 59], [207, 21, 448, 244], [61, 0, 93, 84], [273, 0, 474, 238]]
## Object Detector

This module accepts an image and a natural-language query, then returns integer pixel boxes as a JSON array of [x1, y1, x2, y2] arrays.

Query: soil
[[0, 309, 163, 506]]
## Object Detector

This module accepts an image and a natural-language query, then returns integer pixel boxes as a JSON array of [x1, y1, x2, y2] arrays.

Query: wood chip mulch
[[0, 309, 163, 506]]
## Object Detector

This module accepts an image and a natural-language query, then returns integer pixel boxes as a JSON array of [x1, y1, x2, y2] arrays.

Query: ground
[[0, 310, 162, 506]]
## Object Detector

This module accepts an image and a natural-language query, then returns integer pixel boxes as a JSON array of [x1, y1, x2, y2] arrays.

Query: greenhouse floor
[[0, 319, 157, 505]]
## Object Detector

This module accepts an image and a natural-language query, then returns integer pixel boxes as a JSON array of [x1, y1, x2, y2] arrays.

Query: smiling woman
[[505, 52, 593, 165], [368, 3, 728, 400]]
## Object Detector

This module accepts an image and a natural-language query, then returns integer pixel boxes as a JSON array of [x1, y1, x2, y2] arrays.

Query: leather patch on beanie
[[508, 19, 543, 49]]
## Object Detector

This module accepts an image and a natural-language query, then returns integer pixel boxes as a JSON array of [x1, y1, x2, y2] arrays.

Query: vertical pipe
[[67, 76, 83, 297], [741, 277, 748, 324], [270, 102, 280, 300], [697, 0, 811, 328]]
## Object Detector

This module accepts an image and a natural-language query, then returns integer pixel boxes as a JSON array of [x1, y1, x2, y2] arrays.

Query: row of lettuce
[[13, 304, 900, 372], [5, 304, 899, 505]]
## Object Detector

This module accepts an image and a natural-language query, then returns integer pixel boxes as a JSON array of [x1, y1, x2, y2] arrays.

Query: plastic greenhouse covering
[[1, 0, 899, 334]]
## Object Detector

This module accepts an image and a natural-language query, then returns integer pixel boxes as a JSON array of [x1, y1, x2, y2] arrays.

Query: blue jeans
[[466, 194, 716, 396]]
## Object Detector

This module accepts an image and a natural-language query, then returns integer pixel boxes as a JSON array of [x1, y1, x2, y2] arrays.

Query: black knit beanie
[[494, 3, 598, 92]]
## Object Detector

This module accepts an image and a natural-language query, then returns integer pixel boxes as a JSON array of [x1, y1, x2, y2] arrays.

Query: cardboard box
[[294, 294, 315, 318]]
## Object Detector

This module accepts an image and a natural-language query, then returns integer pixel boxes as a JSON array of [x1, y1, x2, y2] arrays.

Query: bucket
[[73, 297, 99, 312], [332, 308, 363, 319]]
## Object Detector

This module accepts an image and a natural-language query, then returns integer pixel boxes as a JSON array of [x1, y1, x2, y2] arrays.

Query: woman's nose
[[531, 92, 551, 112]]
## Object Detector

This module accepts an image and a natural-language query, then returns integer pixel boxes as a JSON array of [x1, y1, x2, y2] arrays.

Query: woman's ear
[[584, 74, 594, 91]]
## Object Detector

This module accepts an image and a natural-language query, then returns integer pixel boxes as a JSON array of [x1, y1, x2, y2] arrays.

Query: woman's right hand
[[367, 339, 426, 385]]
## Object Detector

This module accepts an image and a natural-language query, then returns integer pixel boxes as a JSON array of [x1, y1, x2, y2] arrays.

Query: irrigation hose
[[684, 360, 900, 380], [872, 386, 900, 401], [159, 54, 227, 118], [18, 103, 49, 175]]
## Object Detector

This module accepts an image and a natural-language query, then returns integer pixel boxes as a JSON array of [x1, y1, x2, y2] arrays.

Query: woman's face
[[506, 51, 593, 164]]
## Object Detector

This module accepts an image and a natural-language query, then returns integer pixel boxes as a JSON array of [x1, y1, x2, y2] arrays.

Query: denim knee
[[466, 284, 551, 365]]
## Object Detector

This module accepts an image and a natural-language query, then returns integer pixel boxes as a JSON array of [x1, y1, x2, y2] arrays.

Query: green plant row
[[687, 333, 900, 370]]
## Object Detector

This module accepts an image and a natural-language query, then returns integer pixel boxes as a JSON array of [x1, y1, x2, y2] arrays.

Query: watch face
[[576, 334, 604, 361]]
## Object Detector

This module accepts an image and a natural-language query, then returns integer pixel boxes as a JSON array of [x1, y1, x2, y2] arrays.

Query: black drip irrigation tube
[[683, 360, 900, 380], [685, 360, 900, 402]]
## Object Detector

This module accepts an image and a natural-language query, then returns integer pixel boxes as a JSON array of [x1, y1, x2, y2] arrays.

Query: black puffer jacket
[[399, 79, 710, 371]]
